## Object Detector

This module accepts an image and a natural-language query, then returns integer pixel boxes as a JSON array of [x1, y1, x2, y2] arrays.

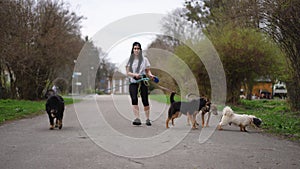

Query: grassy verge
[[150, 94, 300, 142], [231, 99, 300, 141], [0, 97, 80, 125], [149, 94, 184, 104]]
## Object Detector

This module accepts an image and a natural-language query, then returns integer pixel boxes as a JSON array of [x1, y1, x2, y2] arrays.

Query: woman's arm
[[126, 66, 140, 79], [145, 68, 154, 79]]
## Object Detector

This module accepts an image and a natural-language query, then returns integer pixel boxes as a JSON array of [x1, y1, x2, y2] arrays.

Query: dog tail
[[170, 92, 176, 104]]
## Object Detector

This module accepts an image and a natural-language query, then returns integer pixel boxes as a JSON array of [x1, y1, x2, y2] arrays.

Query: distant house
[[241, 78, 287, 99], [252, 78, 273, 99], [105, 71, 128, 94]]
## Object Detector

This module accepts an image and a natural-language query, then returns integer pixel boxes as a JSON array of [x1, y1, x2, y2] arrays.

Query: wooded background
[[1, 0, 299, 111]]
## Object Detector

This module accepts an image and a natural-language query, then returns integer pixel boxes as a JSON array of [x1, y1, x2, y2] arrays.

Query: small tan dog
[[203, 104, 218, 127], [190, 104, 218, 128], [218, 106, 262, 132], [185, 93, 218, 128]]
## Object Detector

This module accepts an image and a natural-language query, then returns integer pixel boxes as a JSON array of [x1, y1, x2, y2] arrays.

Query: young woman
[[126, 42, 155, 126]]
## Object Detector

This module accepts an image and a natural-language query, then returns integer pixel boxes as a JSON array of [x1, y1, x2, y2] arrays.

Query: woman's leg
[[140, 83, 151, 125], [129, 84, 141, 125], [133, 105, 139, 119], [144, 106, 150, 119], [140, 82, 149, 105]]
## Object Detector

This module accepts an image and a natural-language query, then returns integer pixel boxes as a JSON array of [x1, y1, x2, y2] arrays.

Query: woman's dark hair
[[127, 42, 143, 73]]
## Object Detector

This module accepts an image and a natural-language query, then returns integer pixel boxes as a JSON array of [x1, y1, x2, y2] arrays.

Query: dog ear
[[224, 107, 233, 117], [45, 89, 55, 99], [253, 117, 262, 126]]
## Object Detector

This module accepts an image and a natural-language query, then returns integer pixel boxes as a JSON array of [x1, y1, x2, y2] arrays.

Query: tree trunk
[[227, 78, 241, 105], [6, 65, 17, 99], [246, 81, 254, 100], [286, 73, 300, 112]]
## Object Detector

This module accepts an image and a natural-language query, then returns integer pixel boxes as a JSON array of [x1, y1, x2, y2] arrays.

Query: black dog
[[46, 94, 65, 130], [166, 92, 210, 129]]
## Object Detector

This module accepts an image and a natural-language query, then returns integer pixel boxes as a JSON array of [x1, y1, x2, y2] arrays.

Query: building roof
[[113, 71, 127, 79], [255, 77, 272, 83]]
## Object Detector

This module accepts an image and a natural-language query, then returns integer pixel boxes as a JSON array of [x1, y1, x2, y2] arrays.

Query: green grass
[[0, 97, 80, 125], [150, 94, 300, 141], [149, 94, 185, 104], [64, 97, 80, 105], [231, 99, 300, 141]]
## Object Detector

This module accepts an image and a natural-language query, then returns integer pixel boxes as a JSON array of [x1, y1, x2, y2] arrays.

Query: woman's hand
[[133, 74, 141, 80], [148, 74, 155, 80]]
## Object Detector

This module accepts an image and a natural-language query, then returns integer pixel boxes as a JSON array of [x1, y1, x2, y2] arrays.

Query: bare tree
[[0, 0, 84, 100], [261, 0, 300, 111], [161, 7, 204, 46]]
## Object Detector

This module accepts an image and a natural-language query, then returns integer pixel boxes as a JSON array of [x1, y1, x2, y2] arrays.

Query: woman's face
[[133, 45, 140, 56]]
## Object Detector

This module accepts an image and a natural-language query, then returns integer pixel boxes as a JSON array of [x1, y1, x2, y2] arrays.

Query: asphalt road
[[0, 95, 299, 169]]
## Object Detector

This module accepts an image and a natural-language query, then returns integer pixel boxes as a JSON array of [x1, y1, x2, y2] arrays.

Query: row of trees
[[0, 0, 84, 99], [74, 38, 116, 94], [184, 0, 300, 110], [0, 0, 116, 100], [149, 0, 299, 110]]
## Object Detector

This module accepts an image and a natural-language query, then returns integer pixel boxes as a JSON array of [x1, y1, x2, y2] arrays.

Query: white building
[[107, 71, 128, 94]]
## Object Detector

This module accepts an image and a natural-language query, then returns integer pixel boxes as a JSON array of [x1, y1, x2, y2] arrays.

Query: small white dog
[[218, 106, 262, 132]]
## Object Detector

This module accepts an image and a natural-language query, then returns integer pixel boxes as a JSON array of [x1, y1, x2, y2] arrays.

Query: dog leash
[[154, 84, 174, 93], [135, 77, 150, 96]]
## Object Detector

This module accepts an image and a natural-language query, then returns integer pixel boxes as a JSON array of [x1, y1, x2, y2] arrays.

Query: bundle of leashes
[[134, 75, 177, 95], [132, 74, 158, 96]]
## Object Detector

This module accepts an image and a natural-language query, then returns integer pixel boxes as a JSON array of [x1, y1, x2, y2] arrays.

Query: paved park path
[[1, 95, 299, 169]]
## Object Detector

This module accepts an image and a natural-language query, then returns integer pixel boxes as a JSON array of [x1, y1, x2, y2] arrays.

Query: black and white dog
[[45, 90, 65, 130]]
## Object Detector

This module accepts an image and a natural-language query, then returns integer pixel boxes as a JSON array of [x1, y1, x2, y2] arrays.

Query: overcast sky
[[67, 0, 184, 37], [66, 0, 184, 69]]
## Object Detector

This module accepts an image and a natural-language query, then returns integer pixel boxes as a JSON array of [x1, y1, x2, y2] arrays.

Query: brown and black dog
[[198, 103, 218, 128], [166, 92, 211, 129], [45, 90, 65, 130]]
